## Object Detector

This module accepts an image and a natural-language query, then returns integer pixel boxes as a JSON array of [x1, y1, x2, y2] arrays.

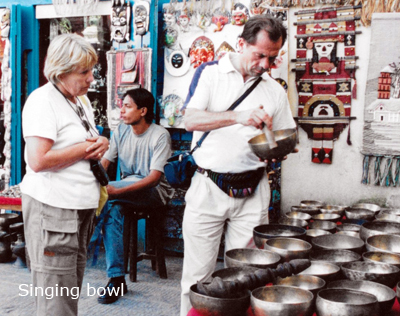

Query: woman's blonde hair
[[44, 33, 98, 84]]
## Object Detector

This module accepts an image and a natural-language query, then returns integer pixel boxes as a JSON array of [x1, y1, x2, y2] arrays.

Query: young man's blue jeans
[[102, 180, 164, 278]]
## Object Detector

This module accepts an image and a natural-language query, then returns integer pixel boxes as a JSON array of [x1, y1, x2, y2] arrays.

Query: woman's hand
[[85, 136, 109, 160]]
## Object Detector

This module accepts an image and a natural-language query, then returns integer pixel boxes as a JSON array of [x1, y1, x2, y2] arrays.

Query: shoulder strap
[[190, 76, 262, 154]]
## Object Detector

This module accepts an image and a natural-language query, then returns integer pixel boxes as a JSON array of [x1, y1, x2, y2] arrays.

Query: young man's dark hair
[[123, 88, 155, 123], [240, 15, 287, 47]]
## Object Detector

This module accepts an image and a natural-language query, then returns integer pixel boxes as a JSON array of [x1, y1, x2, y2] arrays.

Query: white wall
[[281, 9, 399, 212]]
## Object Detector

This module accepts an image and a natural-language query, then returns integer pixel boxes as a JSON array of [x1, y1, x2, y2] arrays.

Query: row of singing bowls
[[366, 234, 400, 254], [251, 285, 314, 316], [316, 288, 380, 316], [311, 234, 365, 254], [359, 221, 400, 241], [310, 249, 361, 266], [225, 248, 281, 269], [264, 237, 312, 262], [363, 251, 400, 268], [253, 224, 306, 248], [327, 279, 396, 313], [341, 261, 400, 288], [308, 220, 337, 233]]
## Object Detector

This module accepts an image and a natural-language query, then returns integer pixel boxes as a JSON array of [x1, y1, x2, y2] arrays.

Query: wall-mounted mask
[[133, 1, 150, 36], [250, 0, 266, 15], [178, 10, 190, 32], [216, 41, 235, 60], [111, 0, 131, 43], [163, 26, 179, 48], [159, 94, 184, 127], [163, 6, 177, 27], [231, 3, 249, 26], [189, 36, 214, 69], [165, 48, 190, 77], [212, 8, 230, 32], [0, 9, 10, 39]]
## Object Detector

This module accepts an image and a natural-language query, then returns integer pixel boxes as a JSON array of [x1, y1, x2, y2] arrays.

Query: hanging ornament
[[110, 0, 131, 43], [189, 36, 215, 69], [231, 3, 250, 26], [164, 48, 190, 77], [215, 41, 235, 60], [133, 0, 150, 36]]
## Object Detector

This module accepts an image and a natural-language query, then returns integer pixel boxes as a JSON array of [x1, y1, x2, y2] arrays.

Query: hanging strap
[[190, 76, 263, 154]]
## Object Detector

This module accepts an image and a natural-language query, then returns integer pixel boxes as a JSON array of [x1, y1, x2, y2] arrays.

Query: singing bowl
[[312, 213, 341, 223], [225, 248, 281, 269], [379, 208, 400, 216], [285, 211, 312, 221], [253, 224, 306, 249], [337, 223, 361, 232], [336, 231, 360, 238], [327, 279, 396, 313], [0, 213, 19, 229], [300, 200, 325, 208], [248, 128, 297, 161], [374, 212, 400, 224], [263, 237, 312, 262], [311, 234, 364, 254], [366, 234, 400, 254], [278, 217, 308, 228], [345, 208, 375, 221], [320, 205, 346, 217], [362, 251, 400, 269], [341, 261, 400, 288], [360, 221, 400, 241], [316, 288, 380, 316], [351, 203, 381, 214], [291, 205, 321, 216], [309, 249, 361, 266], [298, 261, 341, 282], [276, 275, 326, 300], [305, 229, 331, 243], [251, 285, 314, 316], [189, 284, 250, 316], [308, 220, 337, 233], [212, 266, 259, 281]]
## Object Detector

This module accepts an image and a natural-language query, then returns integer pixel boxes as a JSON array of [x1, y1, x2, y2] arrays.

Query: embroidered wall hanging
[[361, 13, 400, 187], [293, 5, 360, 164]]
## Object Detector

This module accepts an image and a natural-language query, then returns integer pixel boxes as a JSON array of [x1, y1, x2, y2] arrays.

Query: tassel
[[352, 78, 357, 99], [393, 157, 400, 187], [362, 155, 370, 184], [374, 156, 382, 186], [347, 121, 352, 145], [382, 156, 393, 187]]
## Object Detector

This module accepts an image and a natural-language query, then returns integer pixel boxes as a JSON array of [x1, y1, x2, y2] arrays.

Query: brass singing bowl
[[212, 266, 259, 281], [316, 288, 379, 316], [366, 234, 400, 254], [337, 223, 361, 232], [309, 249, 361, 266], [308, 220, 337, 233], [291, 205, 321, 216], [225, 248, 281, 269], [300, 200, 326, 208], [379, 208, 400, 216], [0, 213, 19, 229], [276, 275, 326, 300], [341, 261, 400, 288], [362, 251, 400, 269], [251, 285, 314, 316], [285, 211, 312, 221], [253, 224, 306, 249], [278, 217, 308, 228], [336, 231, 360, 238], [305, 229, 331, 243], [345, 208, 375, 221], [374, 212, 400, 224], [298, 261, 341, 282], [312, 213, 341, 223], [189, 284, 250, 316], [248, 128, 297, 161], [360, 221, 400, 241], [320, 205, 346, 217], [263, 237, 312, 262], [311, 234, 365, 254], [351, 203, 381, 214], [327, 279, 396, 314]]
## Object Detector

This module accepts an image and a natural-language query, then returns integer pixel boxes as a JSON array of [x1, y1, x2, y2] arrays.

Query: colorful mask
[[0, 9, 10, 39], [163, 26, 178, 48], [212, 8, 230, 32], [163, 6, 177, 27], [231, 3, 249, 26], [133, 1, 149, 36], [216, 41, 235, 60], [165, 48, 190, 77], [159, 94, 184, 127], [111, 0, 131, 43], [178, 11, 190, 32], [250, 0, 266, 15], [189, 36, 215, 69]]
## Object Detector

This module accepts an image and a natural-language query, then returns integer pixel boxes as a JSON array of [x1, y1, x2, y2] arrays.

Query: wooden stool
[[121, 203, 168, 282]]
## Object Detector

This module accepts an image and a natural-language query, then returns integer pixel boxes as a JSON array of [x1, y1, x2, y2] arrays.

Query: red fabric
[[0, 196, 21, 205]]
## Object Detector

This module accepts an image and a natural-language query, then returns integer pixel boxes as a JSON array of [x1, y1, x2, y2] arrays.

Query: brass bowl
[[298, 261, 341, 282], [320, 205, 346, 217], [336, 231, 360, 238], [189, 284, 250, 316], [251, 285, 314, 316], [308, 220, 337, 233], [300, 200, 325, 208], [351, 203, 381, 214], [253, 224, 306, 249], [291, 205, 321, 216], [0, 213, 19, 230], [337, 223, 361, 232], [311, 234, 364, 254], [285, 211, 312, 221], [225, 248, 281, 269], [379, 208, 400, 216], [362, 251, 400, 269], [305, 229, 331, 243], [276, 275, 326, 300], [316, 288, 379, 316], [366, 234, 400, 254], [327, 279, 396, 313], [341, 261, 400, 288], [374, 212, 400, 224], [312, 213, 341, 223], [248, 128, 297, 161], [264, 237, 312, 262], [278, 217, 308, 228], [359, 221, 400, 241], [345, 208, 375, 221], [309, 249, 361, 266], [212, 266, 259, 281]]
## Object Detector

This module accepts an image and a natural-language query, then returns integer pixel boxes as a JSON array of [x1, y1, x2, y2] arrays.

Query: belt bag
[[164, 77, 262, 189]]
